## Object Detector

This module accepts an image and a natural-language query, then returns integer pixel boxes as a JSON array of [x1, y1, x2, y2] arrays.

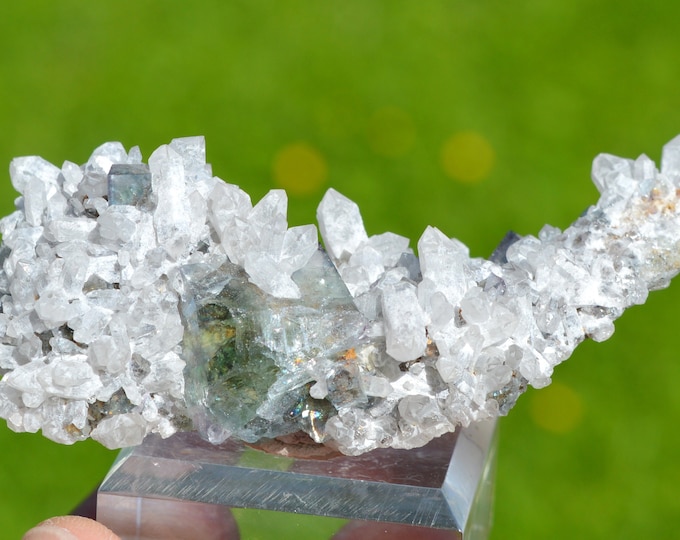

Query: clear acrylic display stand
[[97, 419, 497, 540]]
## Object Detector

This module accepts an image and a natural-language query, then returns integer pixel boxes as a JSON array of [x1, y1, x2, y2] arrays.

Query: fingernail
[[23, 524, 78, 540]]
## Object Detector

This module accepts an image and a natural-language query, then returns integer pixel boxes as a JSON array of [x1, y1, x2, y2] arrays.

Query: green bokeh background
[[2, 1, 680, 538]]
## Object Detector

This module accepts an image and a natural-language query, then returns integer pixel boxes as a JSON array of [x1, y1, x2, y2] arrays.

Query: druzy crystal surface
[[2, 135, 680, 454]]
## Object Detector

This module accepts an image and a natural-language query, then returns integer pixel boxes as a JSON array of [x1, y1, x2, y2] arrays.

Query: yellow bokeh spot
[[441, 131, 495, 183], [366, 107, 416, 157], [529, 381, 585, 434], [273, 143, 327, 196]]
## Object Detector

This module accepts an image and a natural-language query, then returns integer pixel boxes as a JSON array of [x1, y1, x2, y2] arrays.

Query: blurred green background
[[2, 1, 680, 538]]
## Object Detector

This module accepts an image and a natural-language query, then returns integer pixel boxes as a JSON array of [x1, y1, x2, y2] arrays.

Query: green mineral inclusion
[[199, 301, 280, 431], [181, 263, 282, 439], [179, 251, 367, 444]]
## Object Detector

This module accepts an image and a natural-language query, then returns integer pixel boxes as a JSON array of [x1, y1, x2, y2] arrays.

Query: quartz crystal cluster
[[2, 136, 680, 455]]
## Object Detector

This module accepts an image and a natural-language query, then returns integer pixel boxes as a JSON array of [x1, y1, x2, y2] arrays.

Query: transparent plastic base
[[97, 419, 497, 540]]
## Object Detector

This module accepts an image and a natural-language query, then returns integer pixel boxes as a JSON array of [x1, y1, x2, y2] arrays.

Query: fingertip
[[23, 524, 78, 540], [24, 516, 120, 540]]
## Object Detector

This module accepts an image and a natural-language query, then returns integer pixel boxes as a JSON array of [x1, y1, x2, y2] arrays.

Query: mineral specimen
[[2, 135, 680, 455]]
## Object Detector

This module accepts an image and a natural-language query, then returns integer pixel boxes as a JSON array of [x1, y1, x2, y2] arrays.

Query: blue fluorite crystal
[[107, 163, 152, 207]]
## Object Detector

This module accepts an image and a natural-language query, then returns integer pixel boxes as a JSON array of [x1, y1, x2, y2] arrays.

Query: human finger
[[23, 516, 120, 540]]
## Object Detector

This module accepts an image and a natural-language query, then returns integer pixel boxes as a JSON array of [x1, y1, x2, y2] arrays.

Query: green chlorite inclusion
[[179, 250, 368, 444], [199, 300, 280, 434]]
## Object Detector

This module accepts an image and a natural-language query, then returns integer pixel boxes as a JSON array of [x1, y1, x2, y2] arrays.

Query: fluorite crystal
[[2, 135, 680, 455], [179, 251, 367, 445], [107, 163, 153, 208]]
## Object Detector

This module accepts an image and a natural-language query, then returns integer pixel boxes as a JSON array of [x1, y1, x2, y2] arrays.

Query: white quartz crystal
[[2, 135, 680, 455], [381, 281, 428, 361], [317, 188, 369, 261]]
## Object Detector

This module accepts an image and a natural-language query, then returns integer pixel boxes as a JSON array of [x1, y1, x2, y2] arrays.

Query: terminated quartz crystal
[[3, 135, 680, 455]]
